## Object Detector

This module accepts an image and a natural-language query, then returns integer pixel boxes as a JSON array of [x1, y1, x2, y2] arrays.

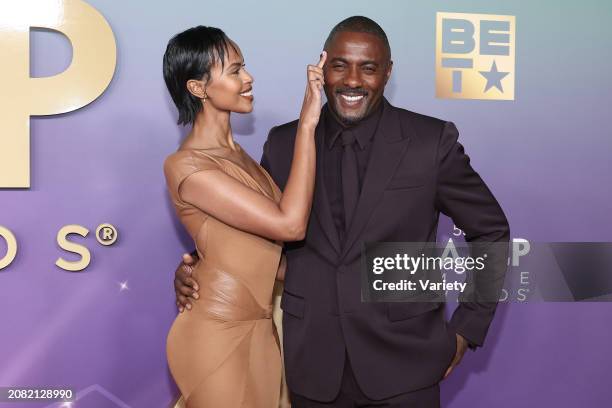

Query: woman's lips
[[240, 89, 253, 100]]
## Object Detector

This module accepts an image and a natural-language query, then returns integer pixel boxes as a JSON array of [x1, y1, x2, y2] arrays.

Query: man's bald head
[[324, 16, 391, 61]]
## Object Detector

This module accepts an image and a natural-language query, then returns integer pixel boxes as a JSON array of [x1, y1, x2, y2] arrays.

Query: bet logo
[[436, 12, 515, 100]]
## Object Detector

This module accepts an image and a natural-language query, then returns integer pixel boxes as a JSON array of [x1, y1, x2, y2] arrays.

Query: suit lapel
[[312, 109, 342, 254], [341, 100, 413, 258]]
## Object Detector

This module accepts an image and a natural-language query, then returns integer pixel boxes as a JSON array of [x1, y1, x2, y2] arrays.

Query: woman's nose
[[243, 69, 254, 84]]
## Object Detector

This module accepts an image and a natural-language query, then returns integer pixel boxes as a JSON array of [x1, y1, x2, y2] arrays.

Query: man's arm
[[435, 121, 511, 350]]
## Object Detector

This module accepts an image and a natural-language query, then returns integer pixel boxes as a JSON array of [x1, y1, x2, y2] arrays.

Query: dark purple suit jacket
[[259, 98, 510, 401]]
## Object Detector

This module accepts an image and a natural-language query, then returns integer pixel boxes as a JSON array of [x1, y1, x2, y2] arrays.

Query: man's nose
[[343, 65, 362, 88]]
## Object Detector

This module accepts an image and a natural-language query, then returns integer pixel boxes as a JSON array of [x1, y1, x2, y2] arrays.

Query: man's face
[[323, 31, 392, 125]]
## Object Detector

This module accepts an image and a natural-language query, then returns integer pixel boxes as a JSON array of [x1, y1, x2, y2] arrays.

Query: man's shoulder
[[387, 103, 457, 148], [268, 118, 300, 140], [390, 103, 448, 131], [264, 119, 300, 157]]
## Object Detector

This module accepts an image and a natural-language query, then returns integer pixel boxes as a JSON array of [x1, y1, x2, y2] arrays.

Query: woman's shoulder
[[164, 149, 223, 173], [163, 149, 225, 191]]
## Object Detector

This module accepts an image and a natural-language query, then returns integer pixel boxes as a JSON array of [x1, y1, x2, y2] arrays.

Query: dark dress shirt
[[322, 101, 384, 244]]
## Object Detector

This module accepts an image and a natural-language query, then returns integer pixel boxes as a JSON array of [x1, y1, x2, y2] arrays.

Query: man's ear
[[385, 60, 393, 84], [186, 78, 207, 99]]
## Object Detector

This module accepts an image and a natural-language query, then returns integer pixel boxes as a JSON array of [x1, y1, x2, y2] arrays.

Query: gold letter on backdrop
[[0, 226, 18, 270], [56, 224, 91, 271], [0, 0, 117, 188]]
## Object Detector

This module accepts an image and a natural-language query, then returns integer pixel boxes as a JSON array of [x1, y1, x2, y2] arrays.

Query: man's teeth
[[240, 90, 252, 96], [341, 94, 364, 102]]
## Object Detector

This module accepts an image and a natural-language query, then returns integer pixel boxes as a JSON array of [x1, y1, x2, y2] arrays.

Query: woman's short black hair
[[163, 25, 236, 126]]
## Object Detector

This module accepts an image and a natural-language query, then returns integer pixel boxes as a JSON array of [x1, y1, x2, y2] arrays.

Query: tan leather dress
[[164, 144, 283, 408]]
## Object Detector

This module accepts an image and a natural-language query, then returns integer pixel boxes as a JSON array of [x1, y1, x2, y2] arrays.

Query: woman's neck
[[182, 106, 237, 151]]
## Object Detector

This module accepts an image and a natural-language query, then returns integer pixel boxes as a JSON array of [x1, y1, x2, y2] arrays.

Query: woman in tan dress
[[162, 26, 326, 407]]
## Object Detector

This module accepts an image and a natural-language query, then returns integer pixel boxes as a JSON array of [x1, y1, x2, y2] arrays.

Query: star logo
[[479, 61, 510, 93]]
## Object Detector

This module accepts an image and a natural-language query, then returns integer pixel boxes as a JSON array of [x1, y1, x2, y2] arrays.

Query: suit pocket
[[385, 176, 426, 191], [387, 301, 442, 322], [280, 290, 305, 319]]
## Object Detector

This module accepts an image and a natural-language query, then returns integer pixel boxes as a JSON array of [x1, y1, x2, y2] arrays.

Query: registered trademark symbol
[[96, 223, 118, 246]]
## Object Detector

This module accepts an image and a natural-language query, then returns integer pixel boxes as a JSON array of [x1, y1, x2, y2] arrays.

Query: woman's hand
[[299, 51, 327, 130]]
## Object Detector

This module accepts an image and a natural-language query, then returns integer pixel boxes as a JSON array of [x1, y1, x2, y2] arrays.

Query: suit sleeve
[[434, 121, 510, 350], [259, 126, 277, 172], [260, 139, 271, 171]]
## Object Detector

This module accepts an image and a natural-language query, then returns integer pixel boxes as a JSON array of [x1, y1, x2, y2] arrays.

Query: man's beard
[[333, 95, 370, 126], [337, 110, 367, 125]]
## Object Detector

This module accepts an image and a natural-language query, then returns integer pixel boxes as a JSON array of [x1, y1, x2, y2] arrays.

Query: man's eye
[[363, 66, 376, 73]]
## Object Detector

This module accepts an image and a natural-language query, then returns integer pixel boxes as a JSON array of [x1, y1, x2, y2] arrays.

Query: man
[[174, 16, 510, 407]]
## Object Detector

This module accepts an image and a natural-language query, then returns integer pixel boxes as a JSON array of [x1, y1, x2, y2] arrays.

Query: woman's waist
[[194, 250, 280, 283], [192, 259, 274, 321], [200, 239, 282, 265]]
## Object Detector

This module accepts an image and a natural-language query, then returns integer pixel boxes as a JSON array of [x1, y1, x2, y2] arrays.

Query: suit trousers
[[289, 350, 441, 408]]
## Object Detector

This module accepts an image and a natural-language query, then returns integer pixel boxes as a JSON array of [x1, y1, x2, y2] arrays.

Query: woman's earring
[[202, 91, 208, 103]]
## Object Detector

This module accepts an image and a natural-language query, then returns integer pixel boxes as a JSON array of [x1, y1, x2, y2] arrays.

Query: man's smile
[[336, 91, 368, 109]]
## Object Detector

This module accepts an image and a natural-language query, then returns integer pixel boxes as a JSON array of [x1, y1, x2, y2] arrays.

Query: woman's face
[[203, 40, 254, 114]]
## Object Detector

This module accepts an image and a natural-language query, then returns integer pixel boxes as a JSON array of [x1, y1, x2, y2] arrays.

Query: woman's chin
[[234, 104, 254, 114]]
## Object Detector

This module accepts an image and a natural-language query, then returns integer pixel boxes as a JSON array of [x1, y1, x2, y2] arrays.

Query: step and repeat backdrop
[[1, 0, 611, 407]]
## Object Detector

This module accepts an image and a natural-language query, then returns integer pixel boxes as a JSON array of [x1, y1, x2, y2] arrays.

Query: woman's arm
[[180, 52, 327, 242]]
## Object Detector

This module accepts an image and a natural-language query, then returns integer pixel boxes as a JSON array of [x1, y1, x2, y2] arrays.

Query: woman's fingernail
[[186, 303, 192, 310], [193, 292, 199, 299]]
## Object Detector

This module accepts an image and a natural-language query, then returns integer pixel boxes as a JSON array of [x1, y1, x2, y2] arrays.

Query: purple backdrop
[[1, 1, 611, 407]]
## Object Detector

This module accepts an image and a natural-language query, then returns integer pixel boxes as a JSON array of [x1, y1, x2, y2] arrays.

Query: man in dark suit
[[174, 16, 510, 407]]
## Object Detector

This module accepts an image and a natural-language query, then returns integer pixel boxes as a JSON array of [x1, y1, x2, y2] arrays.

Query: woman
[[162, 25, 325, 407]]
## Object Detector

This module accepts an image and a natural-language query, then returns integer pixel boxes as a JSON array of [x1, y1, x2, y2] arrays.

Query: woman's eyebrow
[[226, 62, 242, 70]]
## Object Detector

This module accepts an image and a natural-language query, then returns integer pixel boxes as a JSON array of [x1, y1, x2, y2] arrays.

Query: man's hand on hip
[[174, 252, 200, 312], [443, 333, 469, 380]]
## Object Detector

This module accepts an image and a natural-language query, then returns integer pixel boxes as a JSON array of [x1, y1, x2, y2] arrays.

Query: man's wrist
[[455, 330, 479, 351]]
